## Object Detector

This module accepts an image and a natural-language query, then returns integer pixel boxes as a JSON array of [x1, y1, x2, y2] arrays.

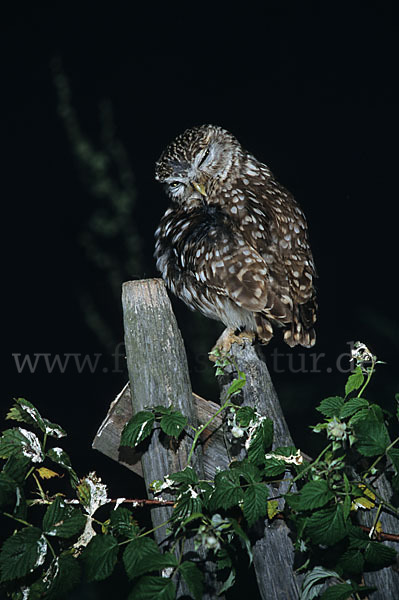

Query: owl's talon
[[209, 328, 255, 361]]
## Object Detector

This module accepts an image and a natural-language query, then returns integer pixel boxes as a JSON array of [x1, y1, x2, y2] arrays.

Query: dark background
[[2, 3, 398, 598]]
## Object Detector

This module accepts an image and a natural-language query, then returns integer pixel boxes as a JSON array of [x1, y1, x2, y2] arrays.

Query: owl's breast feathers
[[154, 174, 317, 347]]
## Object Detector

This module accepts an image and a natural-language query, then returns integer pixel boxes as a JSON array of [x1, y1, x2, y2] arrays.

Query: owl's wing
[[189, 228, 293, 324]]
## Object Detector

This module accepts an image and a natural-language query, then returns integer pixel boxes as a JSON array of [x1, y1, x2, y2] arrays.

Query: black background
[[2, 3, 398, 598]]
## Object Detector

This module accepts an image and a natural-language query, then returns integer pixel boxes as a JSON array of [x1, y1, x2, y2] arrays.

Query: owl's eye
[[198, 148, 210, 167], [170, 181, 181, 188]]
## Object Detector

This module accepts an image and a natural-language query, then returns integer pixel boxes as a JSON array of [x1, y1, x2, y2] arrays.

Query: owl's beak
[[191, 181, 207, 197]]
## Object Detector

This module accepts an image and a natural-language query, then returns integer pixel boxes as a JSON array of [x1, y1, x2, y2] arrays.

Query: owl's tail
[[283, 298, 317, 348], [255, 296, 317, 348]]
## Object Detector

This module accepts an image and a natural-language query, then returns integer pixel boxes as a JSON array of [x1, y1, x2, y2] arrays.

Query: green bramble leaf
[[247, 418, 274, 465], [128, 575, 176, 600], [179, 561, 203, 600], [227, 371, 246, 398], [316, 397, 345, 418], [0, 527, 47, 582], [168, 466, 198, 485], [123, 537, 169, 579], [0, 428, 43, 463], [160, 410, 187, 438], [236, 406, 256, 427], [339, 397, 369, 419], [47, 447, 79, 488], [121, 411, 155, 448], [6, 398, 66, 438], [345, 366, 364, 396], [353, 418, 390, 456], [297, 480, 335, 511], [320, 582, 356, 600], [300, 566, 341, 600], [242, 482, 269, 526], [209, 469, 244, 511], [306, 505, 349, 546], [229, 459, 262, 484], [82, 534, 118, 581], [387, 448, 399, 474], [173, 487, 203, 520], [109, 506, 139, 539], [43, 554, 82, 600], [364, 541, 397, 569], [0, 472, 17, 509], [42, 496, 86, 538], [336, 548, 365, 576], [263, 458, 286, 478]]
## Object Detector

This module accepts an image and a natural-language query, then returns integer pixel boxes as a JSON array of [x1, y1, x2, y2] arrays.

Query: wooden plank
[[93, 386, 225, 481], [217, 340, 302, 600]]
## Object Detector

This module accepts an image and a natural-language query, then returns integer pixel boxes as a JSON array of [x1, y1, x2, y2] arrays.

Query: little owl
[[154, 124, 317, 350]]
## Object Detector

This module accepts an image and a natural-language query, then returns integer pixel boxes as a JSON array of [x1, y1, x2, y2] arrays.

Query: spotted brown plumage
[[154, 124, 317, 348]]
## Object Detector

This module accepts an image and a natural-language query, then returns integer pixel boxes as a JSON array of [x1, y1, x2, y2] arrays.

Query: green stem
[[357, 358, 376, 398], [3, 512, 32, 528], [186, 398, 232, 466], [289, 443, 332, 491]]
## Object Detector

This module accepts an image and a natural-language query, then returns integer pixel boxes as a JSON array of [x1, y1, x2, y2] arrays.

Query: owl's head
[[155, 124, 243, 206]]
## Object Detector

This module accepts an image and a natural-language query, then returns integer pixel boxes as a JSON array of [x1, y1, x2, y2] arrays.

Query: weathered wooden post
[[217, 341, 303, 599], [120, 278, 221, 599]]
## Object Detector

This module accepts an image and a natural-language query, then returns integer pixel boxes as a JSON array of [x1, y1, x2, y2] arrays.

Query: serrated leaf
[[336, 548, 365, 575], [209, 469, 244, 510], [167, 466, 198, 485], [179, 561, 203, 600], [316, 397, 345, 418], [42, 496, 86, 538], [267, 499, 279, 519], [173, 488, 202, 519], [47, 447, 78, 487], [339, 397, 369, 419], [229, 459, 262, 483], [364, 541, 397, 569], [0, 527, 47, 582], [82, 534, 118, 581], [347, 525, 369, 549], [297, 480, 335, 510], [236, 406, 256, 427], [247, 418, 274, 465], [109, 507, 139, 539], [44, 554, 81, 600], [6, 398, 66, 438], [0, 472, 17, 509], [263, 457, 286, 478], [121, 411, 155, 448], [128, 575, 176, 600], [320, 582, 355, 600], [300, 566, 341, 600], [387, 447, 399, 474], [3, 455, 31, 483], [123, 537, 161, 579], [36, 467, 59, 480], [242, 482, 269, 526], [227, 372, 246, 397], [353, 418, 390, 456], [0, 428, 43, 463], [160, 410, 187, 437], [345, 366, 364, 396], [306, 505, 349, 546]]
